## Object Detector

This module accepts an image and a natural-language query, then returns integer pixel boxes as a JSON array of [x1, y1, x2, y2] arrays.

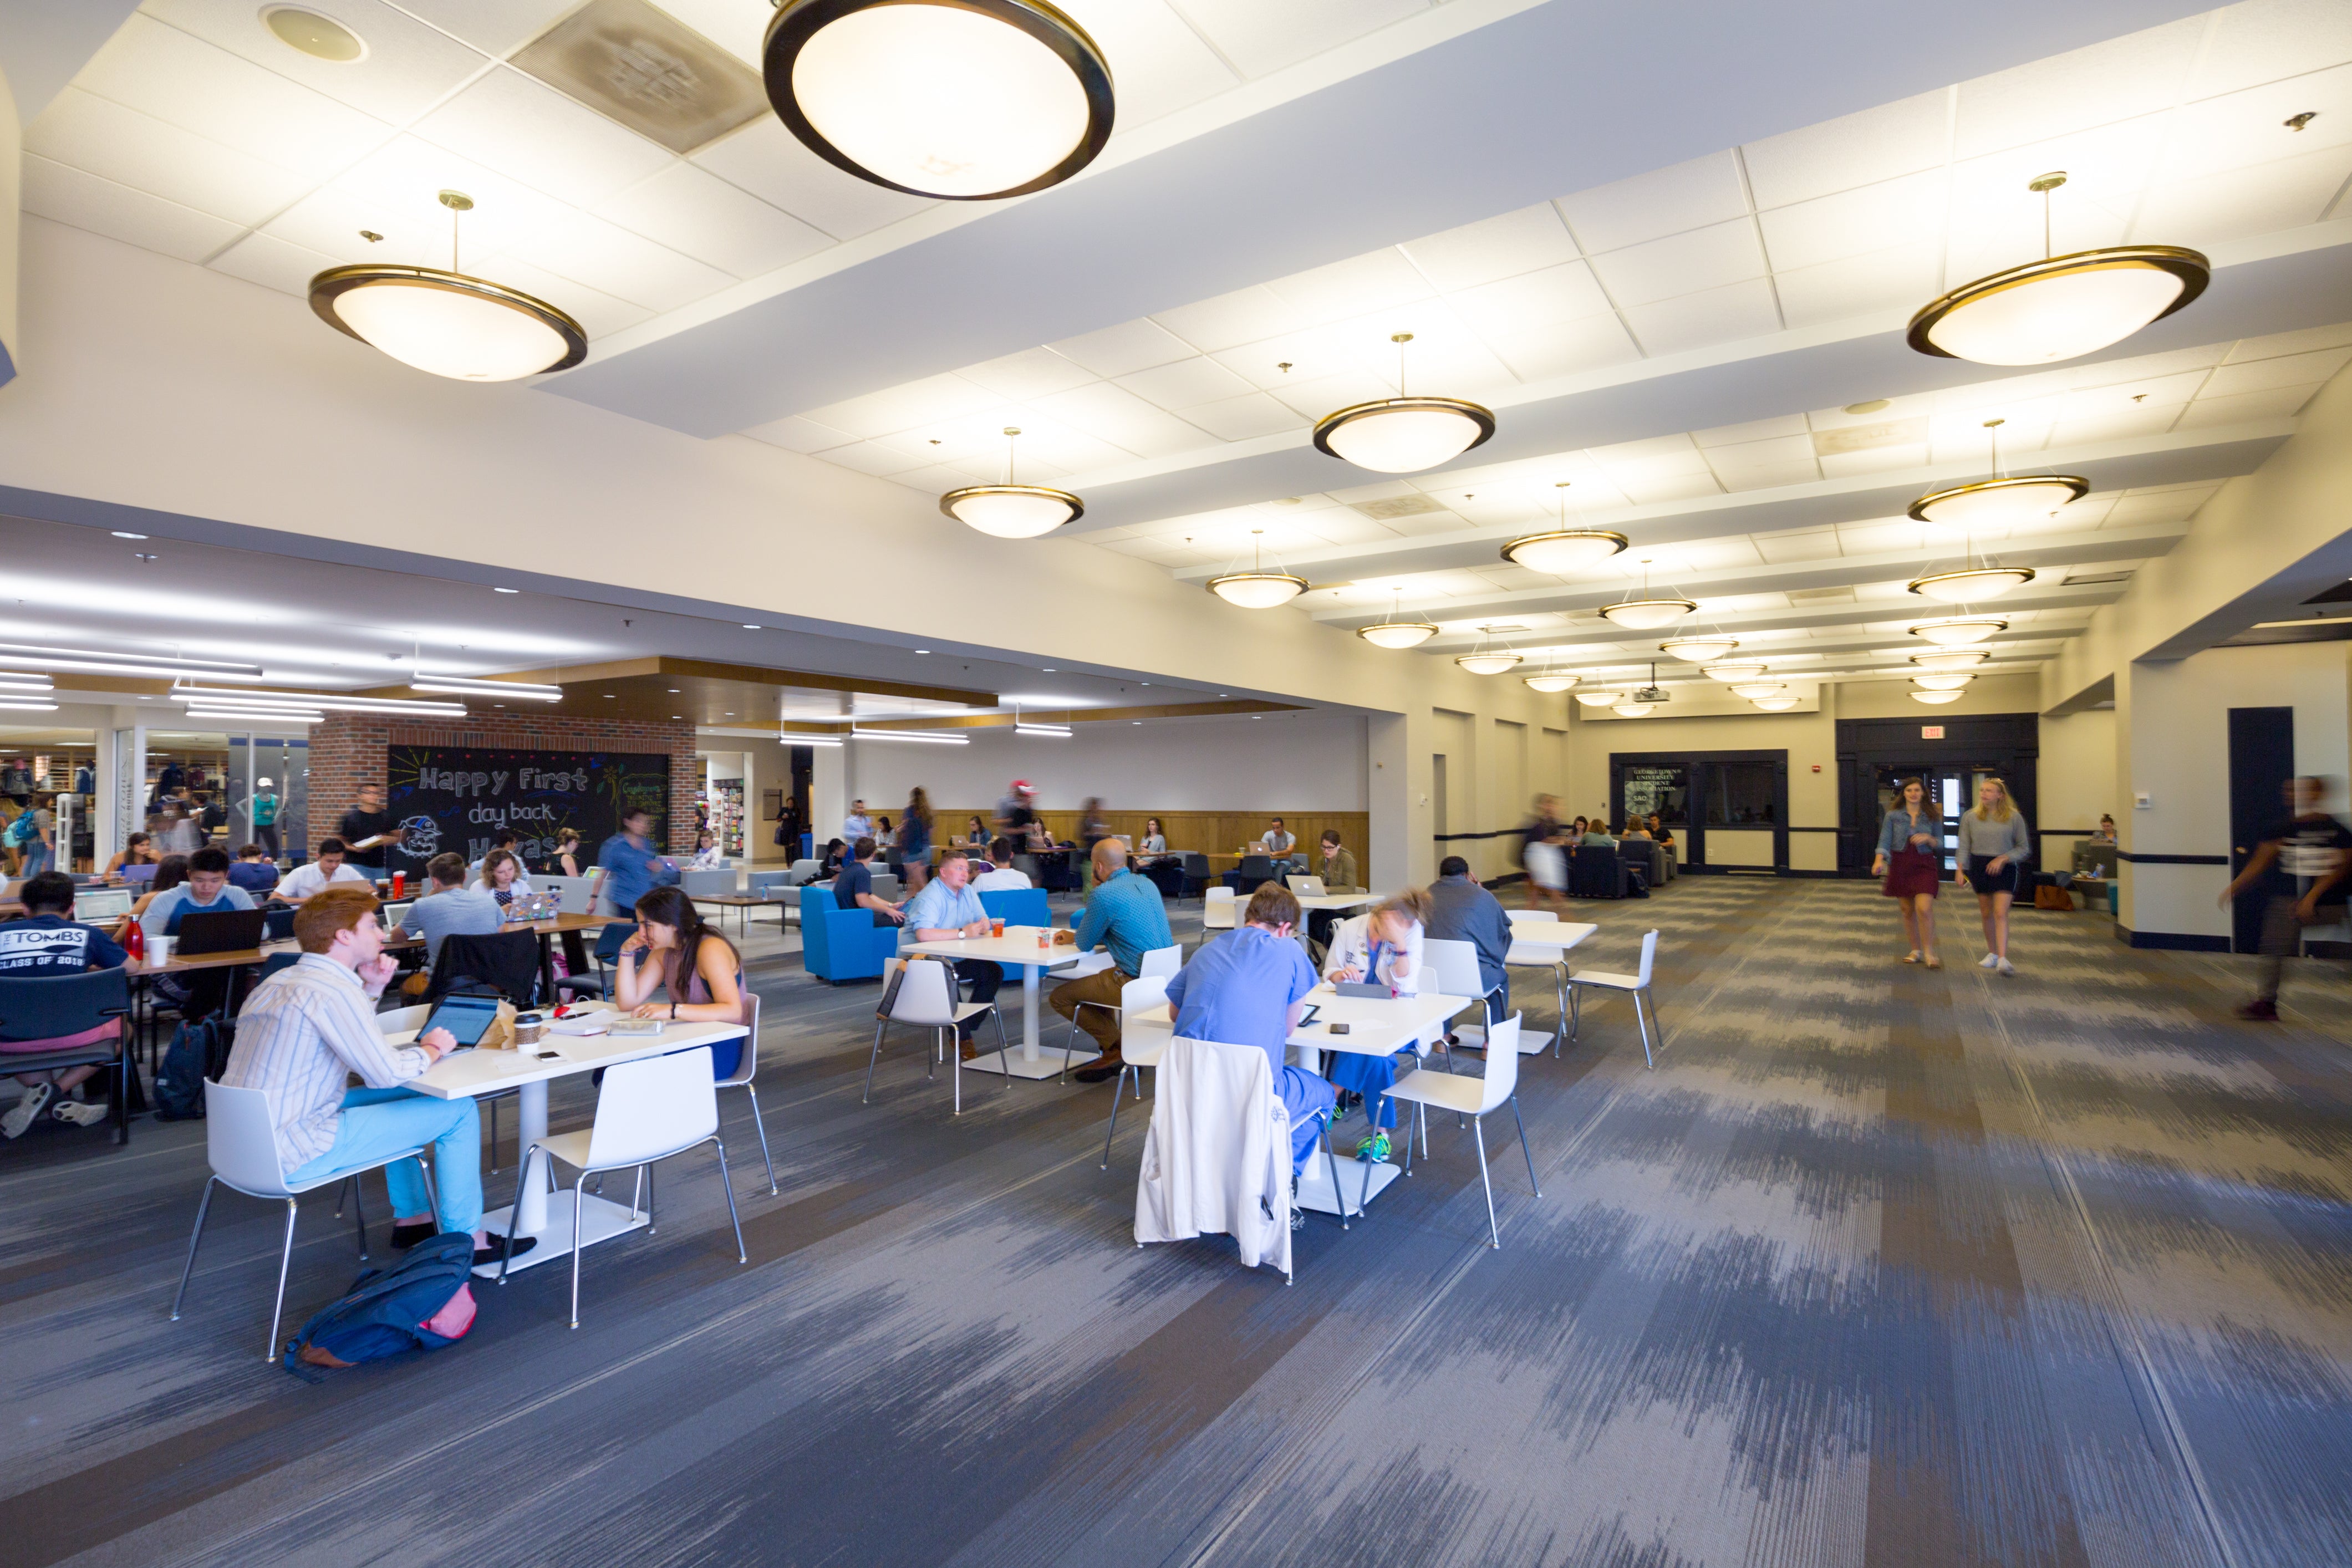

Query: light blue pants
[[283, 1087, 482, 1236], [1276, 1065, 1336, 1174]]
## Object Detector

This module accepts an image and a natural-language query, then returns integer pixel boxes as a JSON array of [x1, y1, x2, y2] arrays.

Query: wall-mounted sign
[[384, 746, 669, 873], [1921, 725, 1946, 739]]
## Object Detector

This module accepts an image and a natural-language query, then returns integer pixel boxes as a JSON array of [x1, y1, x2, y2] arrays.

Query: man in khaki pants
[[1055, 839, 1175, 1083]]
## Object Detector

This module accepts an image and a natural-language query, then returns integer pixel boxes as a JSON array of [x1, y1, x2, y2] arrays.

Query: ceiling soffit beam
[[1073, 241, 2350, 533], [359, 656, 999, 709], [1403, 585, 2127, 648], [742, 699, 1305, 734], [545, 0, 2219, 436]]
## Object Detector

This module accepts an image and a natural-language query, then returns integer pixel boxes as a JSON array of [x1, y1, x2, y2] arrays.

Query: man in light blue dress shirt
[[900, 851, 1001, 1053]]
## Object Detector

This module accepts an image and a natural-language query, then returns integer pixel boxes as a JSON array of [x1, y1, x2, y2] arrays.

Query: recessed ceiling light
[[743, 624, 761, 630], [134, 552, 158, 562], [725, 712, 735, 716], [263, 5, 365, 63], [493, 587, 519, 594], [603, 693, 617, 699], [110, 531, 148, 539], [672, 714, 682, 719], [1042, 668, 1055, 673], [915, 649, 929, 654], [1842, 399, 1891, 415], [668, 689, 680, 693]]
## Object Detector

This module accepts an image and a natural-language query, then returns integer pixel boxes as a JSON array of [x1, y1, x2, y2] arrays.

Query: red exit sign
[[1922, 725, 1946, 739]]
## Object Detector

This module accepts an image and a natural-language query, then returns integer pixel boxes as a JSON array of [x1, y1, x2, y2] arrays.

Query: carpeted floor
[[3, 878, 2348, 1567]]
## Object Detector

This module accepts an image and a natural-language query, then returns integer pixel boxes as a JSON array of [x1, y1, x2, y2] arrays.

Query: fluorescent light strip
[[1015, 724, 1073, 737], [0, 699, 60, 711], [187, 708, 323, 724], [849, 728, 970, 746], [775, 732, 844, 748], [0, 679, 57, 693], [171, 685, 464, 716], [412, 675, 564, 701], [0, 643, 262, 676]]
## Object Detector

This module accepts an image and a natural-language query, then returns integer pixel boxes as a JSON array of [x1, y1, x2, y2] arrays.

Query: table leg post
[[515, 1081, 551, 1234], [1021, 963, 1041, 1065]]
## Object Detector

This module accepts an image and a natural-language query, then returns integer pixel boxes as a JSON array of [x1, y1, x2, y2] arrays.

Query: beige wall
[[2038, 708, 2116, 839]]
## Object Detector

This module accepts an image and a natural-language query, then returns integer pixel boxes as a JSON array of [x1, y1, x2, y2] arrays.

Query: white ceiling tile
[[1717, 461, 1826, 493], [1494, 312, 1642, 381], [411, 66, 673, 207], [977, 424, 1128, 472], [1264, 247, 1434, 328], [2189, 0, 2352, 100], [1267, 369, 1393, 419], [1704, 432, 1818, 470], [1617, 473, 1724, 506], [1176, 390, 1309, 442], [2053, 407, 2181, 446], [1299, 512, 1408, 547], [2058, 370, 2209, 421], [1030, 381, 1216, 459], [1770, 242, 1943, 330], [651, 0, 770, 68], [1557, 151, 1749, 253], [1741, 89, 1950, 210], [1749, 531, 1842, 565], [259, 185, 441, 270], [817, 440, 933, 477], [26, 86, 313, 226], [1621, 277, 1780, 355], [2173, 384, 2326, 426], [739, 413, 859, 453], [1449, 260, 1612, 338], [1953, 17, 2206, 157], [1757, 170, 1946, 271], [327, 134, 577, 257], [19, 154, 243, 263], [802, 373, 1002, 439], [1115, 355, 1255, 409], [206, 230, 338, 296], [691, 115, 934, 241], [2224, 322, 2352, 362], [384, 0, 579, 58], [1056, 0, 1240, 125], [2158, 62, 2352, 184], [1588, 220, 1767, 308], [496, 208, 733, 312], [593, 160, 829, 278], [142, 0, 492, 122], [1173, 0, 1427, 78], [459, 253, 651, 338], [1818, 442, 1927, 478], [1205, 319, 1382, 390], [74, 13, 391, 179], [1152, 284, 1300, 353], [2106, 483, 2221, 524], [951, 345, 1098, 401], [2131, 141, 2352, 249], [1047, 317, 1198, 378], [1837, 520, 1927, 556], [1400, 202, 1580, 293], [1692, 414, 1810, 447], [1590, 432, 1706, 469]]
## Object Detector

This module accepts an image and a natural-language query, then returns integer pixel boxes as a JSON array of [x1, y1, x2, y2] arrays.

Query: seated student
[[227, 843, 281, 894], [139, 845, 256, 938], [549, 829, 583, 880], [834, 837, 904, 926], [688, 829, 725, 870], [1622, 818, 1653, 841], [466, 829, 535, 893], [612, 885, 749, 1078], [103, 832, 160, 880], [1318, 889, 1431, 1160], [1254, 816, 1302, 872], [971, 837, 1031, 892], [1057, 839, 1175, 1081], [129, 854, 189, 924], [1647, 813, 1673, 848], [2091, 814, 2117, 845], [399, 852, 502, 968], [1426, 855, 1513, 1034], [274, 838, 371, 903], [222, 887, 529, 1265], [1580, 819, 1618, 850], [1162, 882, 1333, 1220], [1311, 829, 1360, 892], [818, 837, 849, 878], [897, 851, 1003, 1058], [476, 848, 530, 914], [0, 870, 129, 1137]]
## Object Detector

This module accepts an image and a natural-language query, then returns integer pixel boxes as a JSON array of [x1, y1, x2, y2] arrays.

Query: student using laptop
[[138, 846, 256, 938], [227, 843, 280, 895], [0, 871, 128, 1137], [399, 853, 502, 967], [274, 838, 371, 904]]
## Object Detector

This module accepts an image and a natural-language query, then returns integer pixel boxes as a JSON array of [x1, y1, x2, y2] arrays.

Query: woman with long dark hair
[[129, 854, 190, 923], [613, 884, 751, 1078], [1872, 777, 1942, 968]]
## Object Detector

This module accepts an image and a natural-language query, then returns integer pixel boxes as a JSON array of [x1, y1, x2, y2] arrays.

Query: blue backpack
[[284, 1231, 478, 1373], [154, 1016, 231, 1120], [4, 811, 38, 846]]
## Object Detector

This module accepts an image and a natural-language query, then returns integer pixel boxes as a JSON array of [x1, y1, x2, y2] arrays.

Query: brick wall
[[307, 713, 698, 857]]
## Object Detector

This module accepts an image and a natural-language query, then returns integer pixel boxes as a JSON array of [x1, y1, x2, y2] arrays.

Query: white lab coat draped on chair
[[1134, 1037, 1292, 1281]]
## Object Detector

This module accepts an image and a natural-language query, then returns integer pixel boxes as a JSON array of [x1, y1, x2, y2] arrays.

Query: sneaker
[[1996, 958, 2015, 976], [2236, 999, 2279, 1021], [2, 1082, 54, 1139], [1353, 1131, 1391, 1163], [50, 1099, 110, 1127], [1978, 953, 2000, 969]]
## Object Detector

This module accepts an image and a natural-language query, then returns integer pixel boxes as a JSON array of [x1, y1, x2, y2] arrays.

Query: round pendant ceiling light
[[1612, 701, 1655, 717], [1205, 528, 1308, 609], [1912, 649, 1989, 672], [1356, 589, 1438, 649], [1909, 565, 2035, 602], [1908, 173, 2208, 365], [1523, 668, 1580, 694], [309, 191, 586, 381], [1910, 418, 2086, 530], [1913, 672, 1975, 691], [1313, 334, 1494, 474], [1659, 634, 1738, 663], [1910, 615, 2007, 646], [1911, 689, 1966, 705], [1701, 661, 1767, 683], [1728, 682, 1785, 700], [762, 0, 1115, 200], [941, 427, 1082, 538], [1752, 695, 1800, 712], [1454, 627, 1523, 675], [1574, 688, 1627, 707], [1502, 482, 1627, 574], [1600, 560, 1696, 630]]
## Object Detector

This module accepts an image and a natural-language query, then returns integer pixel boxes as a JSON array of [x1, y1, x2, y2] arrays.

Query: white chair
[[1566, 929, 1662, 1067], [1504, 911, 1572, 1054], [1423, 937, 1503, 1054], [172, 1080, 437, 1360], [1137, 944, 1181, 980], [1199, 887, 1237, 949], [866, 957, 1007, 1114], [1097, 975, 1170, 1168], [1384, 1014, 1541, 1248], [496, 1046, 746, 1328], [1058, 943, 1182, 1077], [714, 991, 775, 1195]]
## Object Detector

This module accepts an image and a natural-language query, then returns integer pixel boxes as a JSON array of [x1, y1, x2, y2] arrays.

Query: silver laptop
[[74, 887, 134, 920], [1289, 875, 1326, 897]]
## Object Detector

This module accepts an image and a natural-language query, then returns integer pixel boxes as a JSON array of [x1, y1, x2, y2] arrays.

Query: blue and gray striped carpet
[[3, 878, 2348, 1566]]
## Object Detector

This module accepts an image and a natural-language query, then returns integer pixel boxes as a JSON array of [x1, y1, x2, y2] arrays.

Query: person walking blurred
[[901, 787, 934, 894]]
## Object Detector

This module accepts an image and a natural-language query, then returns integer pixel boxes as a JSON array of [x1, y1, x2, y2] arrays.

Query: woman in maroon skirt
[[1872, 777, 1943, 968]]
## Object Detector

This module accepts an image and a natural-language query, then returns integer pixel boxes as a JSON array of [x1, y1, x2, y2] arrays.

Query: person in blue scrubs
[[1162, 882, 1334, 1191]]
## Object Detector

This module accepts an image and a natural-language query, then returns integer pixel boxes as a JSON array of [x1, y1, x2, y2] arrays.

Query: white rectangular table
[[1138, 985, 1475, 1216], [900, 925, 1089, 1080], [1503, 919, 1599, 1050], [405, 1006, 749, 1277]]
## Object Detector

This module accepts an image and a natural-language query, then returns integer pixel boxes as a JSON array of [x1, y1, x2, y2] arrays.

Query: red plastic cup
[[392, 870, 405, 899]]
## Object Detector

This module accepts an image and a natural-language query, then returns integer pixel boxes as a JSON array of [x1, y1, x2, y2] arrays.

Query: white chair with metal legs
[[1097, 975, 1171, 1168], [1504, 910, 1573, 1054], [714, 991, 775, 1195], [867, 957, 1008, 1115], [171, 1080, 436, 1360], [1565, 929, 1662, 1067], [1059, 943, 1182, 1078], [1199, 887, 1237, 949], [1423, 938, 1502, 1058], [1383, 1014, 1540, 1249], [496, 1046, 746, 1328]]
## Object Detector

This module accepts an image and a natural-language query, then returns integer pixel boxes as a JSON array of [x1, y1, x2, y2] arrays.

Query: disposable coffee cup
[[150, 936, 174, 963]]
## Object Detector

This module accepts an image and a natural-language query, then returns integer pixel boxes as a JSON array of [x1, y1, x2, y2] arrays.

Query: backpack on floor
[[154, 1016, 232, 1120], [283, 1231, 478, 1373]]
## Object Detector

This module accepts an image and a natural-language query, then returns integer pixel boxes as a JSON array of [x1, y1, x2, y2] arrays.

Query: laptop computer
[[1289, 875, 1327, 897], [119, 863, 159, 884], [175, 907, 268, 955], [74, 887, 134, 920]]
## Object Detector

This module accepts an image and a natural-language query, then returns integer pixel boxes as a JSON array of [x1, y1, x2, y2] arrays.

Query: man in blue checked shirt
[[1059, 838, 1174, 1082], [900, 851, 1002, 1057]]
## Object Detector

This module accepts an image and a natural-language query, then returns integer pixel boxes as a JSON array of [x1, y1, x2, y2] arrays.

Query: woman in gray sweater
[[1956, 777, 2033, 974]]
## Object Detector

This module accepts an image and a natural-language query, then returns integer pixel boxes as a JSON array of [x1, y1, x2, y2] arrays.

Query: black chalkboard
[[383, 745, 669, 874]]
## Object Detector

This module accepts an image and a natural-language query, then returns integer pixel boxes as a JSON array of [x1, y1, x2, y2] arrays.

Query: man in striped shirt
[[222, 885, 533, 1265]]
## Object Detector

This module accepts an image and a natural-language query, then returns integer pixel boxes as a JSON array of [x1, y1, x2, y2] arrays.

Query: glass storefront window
[[1622, 764, 1688, 823], [1704, 761, 1780, 825]]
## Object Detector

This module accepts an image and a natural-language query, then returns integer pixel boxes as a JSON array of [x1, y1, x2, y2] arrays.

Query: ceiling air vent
[[1349, 495, 1446, 521], [1810, 418, 1927, 456], [1785, 586, 1856, 603], [513, 0, 768, 155], [2064, 569, 2133, 586]]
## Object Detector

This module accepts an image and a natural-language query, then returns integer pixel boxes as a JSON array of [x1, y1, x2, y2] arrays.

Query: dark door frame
[[1835, 714, 2040, 877], [1612, 749, 1789, 873], [2226, 706, 2294, 954]]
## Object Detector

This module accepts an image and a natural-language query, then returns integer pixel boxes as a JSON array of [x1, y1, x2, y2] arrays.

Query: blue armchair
[[801, 885, 898, 984], [979, 887, 1050, 931]]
